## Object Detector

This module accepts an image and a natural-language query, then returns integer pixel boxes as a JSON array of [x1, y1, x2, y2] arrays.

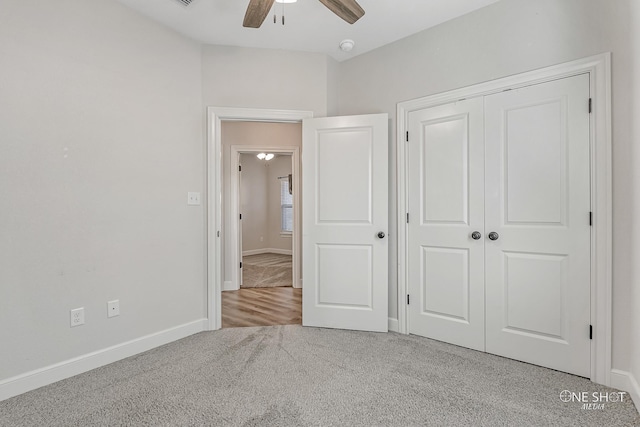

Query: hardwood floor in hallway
[[222, 287, 302, 328]]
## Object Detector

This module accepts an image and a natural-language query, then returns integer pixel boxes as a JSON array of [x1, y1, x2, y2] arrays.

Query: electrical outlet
[[107, 300, 120, 318], [187, 192, 201, 206], [70, 308, 85, 327]]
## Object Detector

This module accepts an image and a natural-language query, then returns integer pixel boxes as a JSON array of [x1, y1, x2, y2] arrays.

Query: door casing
[[397, 53, 612, 385], [207, 107, 313, 331]]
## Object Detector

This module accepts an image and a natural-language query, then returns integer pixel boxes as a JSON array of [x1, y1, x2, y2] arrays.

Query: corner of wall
[[326, 55, 341, 117], [610, 369, 640, 413]]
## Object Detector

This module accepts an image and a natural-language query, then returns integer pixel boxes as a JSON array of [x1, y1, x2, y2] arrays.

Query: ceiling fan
[[243, 0, 365, 28]]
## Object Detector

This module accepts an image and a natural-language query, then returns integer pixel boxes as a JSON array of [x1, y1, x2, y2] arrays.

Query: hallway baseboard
[[243, 248, 292, 256]]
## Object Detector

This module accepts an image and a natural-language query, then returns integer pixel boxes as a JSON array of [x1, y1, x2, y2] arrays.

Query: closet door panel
[[484, 74, 591, 377], [407, 98, 485, 351]]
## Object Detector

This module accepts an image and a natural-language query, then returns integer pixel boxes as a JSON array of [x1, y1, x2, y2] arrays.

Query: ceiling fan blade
[[318, 0, 365, 24], [243, 0, 276, 28]]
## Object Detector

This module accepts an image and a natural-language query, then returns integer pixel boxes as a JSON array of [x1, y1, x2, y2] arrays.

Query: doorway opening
[[223, 150, 301, 327], [219, 120, 303, 328]]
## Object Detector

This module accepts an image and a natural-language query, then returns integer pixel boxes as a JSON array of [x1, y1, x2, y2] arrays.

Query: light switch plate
[[187, 192, 201, 206]]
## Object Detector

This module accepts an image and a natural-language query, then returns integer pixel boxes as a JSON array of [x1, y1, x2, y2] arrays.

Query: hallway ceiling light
[[257, 153, 275, 161]]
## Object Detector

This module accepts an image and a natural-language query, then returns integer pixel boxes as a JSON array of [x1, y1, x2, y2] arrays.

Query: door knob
[[488, 232, 499, 241], [471, 231, 482, 240], [377, 231, 386, 239]]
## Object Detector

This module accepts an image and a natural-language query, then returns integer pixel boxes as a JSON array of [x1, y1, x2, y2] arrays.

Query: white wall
[[221, 122, 301, 286], [239, 154, 293, 255], [337, 0, 635, 375], [326, 56, 341, 117], [240, 154, 269, 253], [202, 45, 331, 117], [0, 0, 204, 382]]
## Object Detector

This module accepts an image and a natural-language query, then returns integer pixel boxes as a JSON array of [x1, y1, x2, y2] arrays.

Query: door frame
[[229, 145, 301, 291], [397, 53, 612, 385], [206, 107, 313, 331]]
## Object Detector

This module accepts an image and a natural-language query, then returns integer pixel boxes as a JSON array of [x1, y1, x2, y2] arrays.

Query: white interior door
[[484, 74, 591, 377], [407, 98, 486, 351], [302, 114, 388, 332]]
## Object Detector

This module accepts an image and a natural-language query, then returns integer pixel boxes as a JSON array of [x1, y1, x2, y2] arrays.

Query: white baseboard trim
[[610, 369, 640, 413], [223, 280, 236, 291], [0, 319, 207, 402], [242, 248, 292, 256], [388, 317, 399, 333]]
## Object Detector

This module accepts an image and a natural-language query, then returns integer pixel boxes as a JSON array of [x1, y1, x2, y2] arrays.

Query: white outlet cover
[[107, 300, 120, 318], [187, 192, 201, 206], [70, 307, 85, 327]]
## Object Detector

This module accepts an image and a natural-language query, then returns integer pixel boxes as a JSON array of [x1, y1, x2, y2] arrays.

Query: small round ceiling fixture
[[339, 39, 355, 52]]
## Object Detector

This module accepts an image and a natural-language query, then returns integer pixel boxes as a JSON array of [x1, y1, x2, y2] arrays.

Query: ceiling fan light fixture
[[275, 0, 297, 3], [257, 153, 267, 160], [339, 39, 355, 52], [265, 153, 275, 161]]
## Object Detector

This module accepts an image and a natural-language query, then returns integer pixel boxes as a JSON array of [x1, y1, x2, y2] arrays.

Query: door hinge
[[406, 131, 409, 142], [217, 230, 220, 237], [240, 262, 243, 269], [589, 211, 592, 226], [590, 324, 593, 340], [406, 213, 409, 223], [239, 165, 242, 172], [407, 294, 410, 305], [589, 98, 592, 114], [240, 213, 242, 220]]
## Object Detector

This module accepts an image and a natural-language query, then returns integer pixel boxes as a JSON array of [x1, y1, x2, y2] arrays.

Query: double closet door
[[407, 74, 591, 377]]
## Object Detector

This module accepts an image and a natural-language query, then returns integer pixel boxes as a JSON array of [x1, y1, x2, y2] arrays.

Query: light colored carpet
[[1, 326, 638, 426], [242, 253, 292, 288]]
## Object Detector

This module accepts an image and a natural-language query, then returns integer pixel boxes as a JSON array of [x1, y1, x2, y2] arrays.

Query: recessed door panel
[[485, 74, 591, 377], [316, 244, 372, 308], [505, 100, 567, 225], [421, 247, 469, 322], [503, 252, 567, 340], [407, 98, 485, 352], [422, 116, 469, 224], [317, 129, 372, 224]]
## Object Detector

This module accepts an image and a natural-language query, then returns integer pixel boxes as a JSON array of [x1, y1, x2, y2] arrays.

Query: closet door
[[407, 98, 485, 351], [484, 74, 591, 377]]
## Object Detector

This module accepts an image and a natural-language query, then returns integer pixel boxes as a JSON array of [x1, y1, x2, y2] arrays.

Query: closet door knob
[[471, 231, 482, 240], [377, 232, 386, 239], [488, 232, 500, 241]]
